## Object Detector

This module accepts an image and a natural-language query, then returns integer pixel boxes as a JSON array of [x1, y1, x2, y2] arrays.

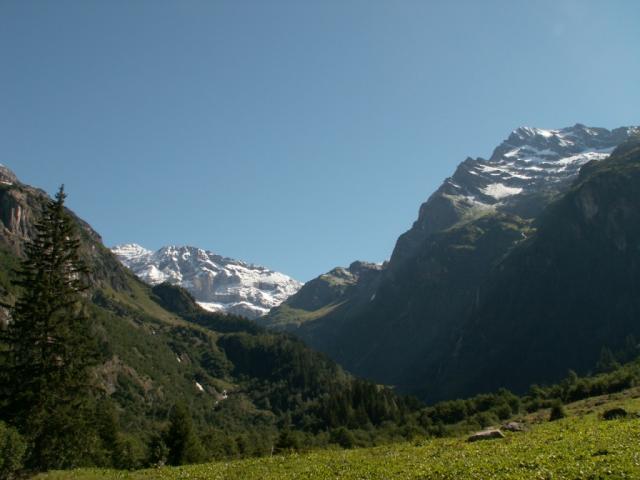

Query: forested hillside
[[0, 170, 422, 474]]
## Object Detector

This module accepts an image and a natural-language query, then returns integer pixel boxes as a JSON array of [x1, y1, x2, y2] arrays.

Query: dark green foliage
[[549, 401, 566, 421], [0, 421, 26, 479], [151, 283, 262, 334], [164, 403, 206, 466], [602, 407, 627, 420], [0, 186, 100, 470], [317, 379, 405, 430], [94, 399, 144, 470], [147, 433, 169, 467], [419, 388, 518, 430], [274, 429, 300, 453], [329, 427, 355, 449], [523, 358, 640, 409]]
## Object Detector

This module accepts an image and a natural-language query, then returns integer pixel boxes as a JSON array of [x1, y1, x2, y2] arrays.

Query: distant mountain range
[[112, 244, 301, 319], [261, 124, 640, 401]]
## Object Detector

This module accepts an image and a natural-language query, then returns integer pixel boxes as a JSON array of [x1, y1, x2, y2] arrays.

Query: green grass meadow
[[37, 390, 640, 480]]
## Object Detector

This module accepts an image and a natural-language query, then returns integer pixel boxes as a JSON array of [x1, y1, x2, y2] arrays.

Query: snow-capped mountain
[[391, 124, 639, 264], [442, 124, 638, 209], [112, 244, 302, 319]]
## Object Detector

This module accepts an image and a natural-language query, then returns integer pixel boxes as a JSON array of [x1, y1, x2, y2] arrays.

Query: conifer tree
[[0, 186, 99, 470], [164, 402, 205, 466]]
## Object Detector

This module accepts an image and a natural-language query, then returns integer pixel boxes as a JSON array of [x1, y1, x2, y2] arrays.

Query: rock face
[[0, 165, 18, 186], [390, 124, 639, 266], [0, 166, 129, 291], [502, 422, 526, 432], [112, 244, 302, 319]]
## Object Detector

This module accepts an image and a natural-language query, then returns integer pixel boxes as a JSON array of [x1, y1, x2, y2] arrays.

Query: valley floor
[[37, 391, 640, 480]]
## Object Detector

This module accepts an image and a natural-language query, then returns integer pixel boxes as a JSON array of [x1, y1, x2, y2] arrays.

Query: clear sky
[[1, 0, 638, 281]]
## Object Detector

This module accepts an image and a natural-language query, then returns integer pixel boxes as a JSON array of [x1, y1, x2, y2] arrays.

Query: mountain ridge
[[112, 243, 302, 319], [390, 123, 639, 265]]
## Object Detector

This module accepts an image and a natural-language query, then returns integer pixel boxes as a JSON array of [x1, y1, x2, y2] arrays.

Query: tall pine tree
[[0, 186, 99, 470]]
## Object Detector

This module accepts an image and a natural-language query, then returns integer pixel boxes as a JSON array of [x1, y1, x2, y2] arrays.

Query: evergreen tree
[[0, 186, 99, 470], [164, 402, 205, 466]]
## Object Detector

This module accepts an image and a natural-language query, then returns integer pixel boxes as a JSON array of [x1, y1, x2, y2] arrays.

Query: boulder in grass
[[602, 408, 627, 420], [467, 429, 505, 442], [502, 421, 525, 432]]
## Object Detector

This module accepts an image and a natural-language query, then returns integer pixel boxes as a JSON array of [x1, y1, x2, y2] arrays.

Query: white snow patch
[[482, 183, 523, 199]]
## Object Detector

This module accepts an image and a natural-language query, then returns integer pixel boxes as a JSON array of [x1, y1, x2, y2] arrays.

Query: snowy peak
[[495, 124, 638, 161], [391, 124, 639, 265], [111, 243, 152, 261], [112, 244, 302, 319], [444, 124, 638, 206]]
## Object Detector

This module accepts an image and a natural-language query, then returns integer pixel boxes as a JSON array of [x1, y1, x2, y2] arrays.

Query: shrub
[[549, 401, 566, 421], [494, 404, 512, 421], [330, 427, 356, 449], [274, 429, 301, 453], [0, 422, 26, 479]]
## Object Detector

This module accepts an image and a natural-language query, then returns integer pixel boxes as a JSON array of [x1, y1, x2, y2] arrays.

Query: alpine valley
[[3, 123, 640, 474], [0, 165, 420, 467], [261, 124, 640, 402]]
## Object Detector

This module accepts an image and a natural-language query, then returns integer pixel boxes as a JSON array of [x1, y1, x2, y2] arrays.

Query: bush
[[494, 404, 512, 421], [113, 434, 146, 470], [330, 427, 356, 449], [0, 422, 26, 479], [602, 408, 627, 420], [549, 401, 566, 421], [274, 429, 301, 453]]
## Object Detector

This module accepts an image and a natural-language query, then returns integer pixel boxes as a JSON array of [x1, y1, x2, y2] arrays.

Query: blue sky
[[1, 0, 638, 281]]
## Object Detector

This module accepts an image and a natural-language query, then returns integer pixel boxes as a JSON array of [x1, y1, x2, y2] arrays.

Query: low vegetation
[[36, 386, 640, 479]]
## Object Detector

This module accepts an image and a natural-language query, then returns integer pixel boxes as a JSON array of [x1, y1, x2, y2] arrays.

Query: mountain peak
[[498, 124, 639, 160], [390, 123, 639, 266], [0, 164, 18, 185], [112, 243, 153, 260], [509, 126, 555, 140], [112, 244, 301, 319]]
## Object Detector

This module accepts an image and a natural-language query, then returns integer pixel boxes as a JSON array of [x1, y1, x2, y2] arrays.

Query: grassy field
[[37, 390, 640, 480]]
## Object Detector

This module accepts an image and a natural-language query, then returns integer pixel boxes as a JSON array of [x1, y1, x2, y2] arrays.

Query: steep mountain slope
[[265, 125, 637, 330], [265, 261, 384, 331], [112, 244, 301, 319], [428, 139, 640, 400], [390, 124, 638, 265], [261, 125, 640, 401]]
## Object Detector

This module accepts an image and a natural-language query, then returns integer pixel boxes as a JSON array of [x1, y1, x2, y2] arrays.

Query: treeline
[[416, 347, 640, 437]]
